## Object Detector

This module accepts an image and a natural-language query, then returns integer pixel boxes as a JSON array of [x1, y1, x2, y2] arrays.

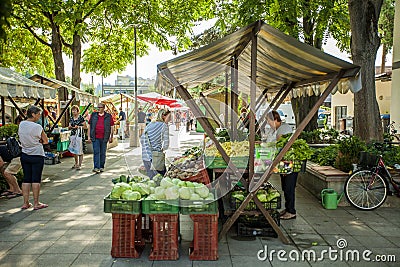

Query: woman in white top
[[18, 106, 49, 210]]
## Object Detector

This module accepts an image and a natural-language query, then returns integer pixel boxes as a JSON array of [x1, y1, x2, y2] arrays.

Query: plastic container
[[111, 213, 144, 258], [321, 189, 343, 210], [182, 169, 210, 185], [149, 214, 179, 260], [104, 194, 141, 214], [142, 199, 179, 214], [189, 214, 218, 260], [237, 211, 280, 238], [180, 199, 218, 215]]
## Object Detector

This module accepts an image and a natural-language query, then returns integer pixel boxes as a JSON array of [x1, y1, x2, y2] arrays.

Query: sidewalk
[[0, 130, 399, 266]]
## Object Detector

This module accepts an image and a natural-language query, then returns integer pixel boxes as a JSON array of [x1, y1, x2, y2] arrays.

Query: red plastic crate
[[111, 213, 144, 258], [189, 214, 218, 260], [182, 168, 210, 185], [149, 214, 179, 260], [141, 214, 152, 243]]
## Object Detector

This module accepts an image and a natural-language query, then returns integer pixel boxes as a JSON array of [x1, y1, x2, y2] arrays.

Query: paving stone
[[24, 229, 68, 241], [231, 255, 272, 267], [193, 255, 231, 266], [58, 229, 99, 241], [82, 240, 111, 254], [353, 235, 396, 248], [44, 240, 90, 254], [0, 254, 38, 267], [0, 241, 18, 256], [30, 253, 78, 267], [227, 236, 264, 256], [71, 253, 116, 267], [0, 229, 35, 241], [7, 240, 55, 255]]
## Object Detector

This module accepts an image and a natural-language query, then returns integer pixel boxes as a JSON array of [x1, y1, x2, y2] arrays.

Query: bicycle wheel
[[344, 170, 388, 210]]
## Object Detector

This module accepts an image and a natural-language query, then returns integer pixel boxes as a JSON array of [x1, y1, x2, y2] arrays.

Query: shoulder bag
[[145, 129, 165, 171]]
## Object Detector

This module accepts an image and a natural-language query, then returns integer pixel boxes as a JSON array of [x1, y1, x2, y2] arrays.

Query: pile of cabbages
[[110, 175, 213, 201]]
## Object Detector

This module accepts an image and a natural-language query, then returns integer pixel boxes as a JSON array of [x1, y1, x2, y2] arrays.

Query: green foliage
[[365, 143, 400, 168], [276, 134, 314, 161], [310, 145, 339, 166], [0, 0, 11, 41], [0, 124, 19, 139], [379, 0, 395, 52], [299, 128, 339, 144], [335, 136, 367, 172]]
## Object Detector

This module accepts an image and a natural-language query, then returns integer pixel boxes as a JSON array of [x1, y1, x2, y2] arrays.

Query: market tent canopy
[[156, 20, 361, 97], [137, 92, 178, 107], [0, 67, 56, 99], [30, 74, 99, 104], [100, 93, 137, 103]]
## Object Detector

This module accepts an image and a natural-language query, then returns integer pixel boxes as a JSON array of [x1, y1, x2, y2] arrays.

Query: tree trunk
[[50, 21, 68, 127], [349, 0, 383, 142], [291, 95, 319, 131], [72, 32, 82, 107]]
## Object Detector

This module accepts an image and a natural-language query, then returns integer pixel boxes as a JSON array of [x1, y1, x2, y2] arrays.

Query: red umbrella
[[137, 95, 177, 107]]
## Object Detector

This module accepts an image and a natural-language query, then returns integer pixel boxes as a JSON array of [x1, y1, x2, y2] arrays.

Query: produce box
[[237, 211, 280, 238], [104, 193, 141, 214], [142, 199, 179, 214], [230, 184, 281, 211], [57, 140, 70, 152], [182, 169, 210, 185], [180, 194, 218, 214], [273, 160, 307, 174], [204, 156, 248, 169]]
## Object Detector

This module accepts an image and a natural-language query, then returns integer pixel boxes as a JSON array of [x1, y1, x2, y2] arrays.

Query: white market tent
[[0, 67, 56, 124]]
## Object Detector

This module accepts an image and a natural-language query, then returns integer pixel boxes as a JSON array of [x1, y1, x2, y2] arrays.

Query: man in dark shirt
[[118, 107, 126, 140], [0, 145, 22, 198], [137, 107, 146, 137]]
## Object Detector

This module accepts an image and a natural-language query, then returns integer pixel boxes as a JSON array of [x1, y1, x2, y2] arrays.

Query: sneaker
[[99, 168, 104, 172], [92, 168, 100, 174], [279, 209, 286, 216], [280, 212, 296, 220], [76, 166, 81, 170]]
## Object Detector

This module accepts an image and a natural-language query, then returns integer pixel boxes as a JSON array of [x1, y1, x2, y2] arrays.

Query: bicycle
[[344, 147, 400, 210]]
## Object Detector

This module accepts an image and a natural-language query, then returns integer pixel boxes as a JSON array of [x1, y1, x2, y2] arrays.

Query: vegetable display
[[205, 141, 249, 157]]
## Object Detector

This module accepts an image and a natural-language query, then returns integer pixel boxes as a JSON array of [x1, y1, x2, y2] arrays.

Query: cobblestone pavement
[[0, 127, 399, 266]]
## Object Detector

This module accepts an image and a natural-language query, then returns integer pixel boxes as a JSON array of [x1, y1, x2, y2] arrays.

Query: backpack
[[6, 137, 22, 158]]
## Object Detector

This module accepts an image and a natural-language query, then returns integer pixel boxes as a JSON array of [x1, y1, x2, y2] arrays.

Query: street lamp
[[132, 26, 139, 147]]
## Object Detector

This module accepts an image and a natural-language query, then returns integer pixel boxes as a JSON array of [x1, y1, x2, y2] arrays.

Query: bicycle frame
[[372, 157, 400, 195]]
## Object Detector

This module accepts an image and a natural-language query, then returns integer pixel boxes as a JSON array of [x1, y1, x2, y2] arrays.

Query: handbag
[[68, 127, 83, 155], [145, 130, 165, 171]]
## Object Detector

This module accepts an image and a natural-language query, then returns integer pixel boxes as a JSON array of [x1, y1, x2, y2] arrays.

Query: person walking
[[0, 146, 22, 199], [118, 107, 126, 140], [18, 105, 48, 210], [68, 105, 87, 170], [140, 109, 171, 178], [137, 107, 146, 138], [175, 110, 181, 131], [267, 110, 297, 220], [87, 103, 114, 174]]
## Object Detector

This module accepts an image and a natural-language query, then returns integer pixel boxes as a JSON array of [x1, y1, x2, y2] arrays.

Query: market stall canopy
[[30, 74, 99, 104], [137, 92, 178, 107], [0, 67, 56, 99], [100, 93, 137, 103], [156, 20, 361, 98]]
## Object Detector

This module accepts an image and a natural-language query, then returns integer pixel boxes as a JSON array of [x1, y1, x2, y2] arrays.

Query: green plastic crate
[[57, 140, 70, 152], [204, 156, 248, 169], [141, 199, 179, 214], [180, 199, 218, 214], [103, 193, 141, 214]]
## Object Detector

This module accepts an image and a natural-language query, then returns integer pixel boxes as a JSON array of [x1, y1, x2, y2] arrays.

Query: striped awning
[[156, 20, 361, 98], [0, 67, 56, 99], [30, 74, 99, 104]]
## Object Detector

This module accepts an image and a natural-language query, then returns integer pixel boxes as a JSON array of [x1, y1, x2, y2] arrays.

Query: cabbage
[[206, 192, 214, 200], [147, 180, 156, 188], [177, 181, 186, 187], [131, 183, 150, 196], [179, 187, 191, 200], [165, 186, 179, 200], [146, 194, 157, 200], [111, 182, 132, 199], [194, 185, 209, 198], [160, 177, 174, 188], [154, 187, 166, 199], [122, 190, 141, 200], [149, 187, 155, 194], [172, 178, 180, 185], [190, 193, 201, 200], [185, 181, 194, 188]]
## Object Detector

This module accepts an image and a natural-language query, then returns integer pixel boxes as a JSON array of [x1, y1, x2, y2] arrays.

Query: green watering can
[[321, 189, 344, 210]]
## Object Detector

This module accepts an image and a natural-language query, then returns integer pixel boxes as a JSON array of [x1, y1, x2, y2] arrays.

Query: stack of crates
[[142, 199, 180, 260], [111, 214, 144, 258], [148, 214, 179, 260], [189, 214, 218, 260]]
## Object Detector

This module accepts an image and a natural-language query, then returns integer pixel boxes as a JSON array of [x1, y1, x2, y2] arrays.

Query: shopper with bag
[[140, 109, 171, 178], [87, 103, 114, 174], [68, 105, 87, 170]]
